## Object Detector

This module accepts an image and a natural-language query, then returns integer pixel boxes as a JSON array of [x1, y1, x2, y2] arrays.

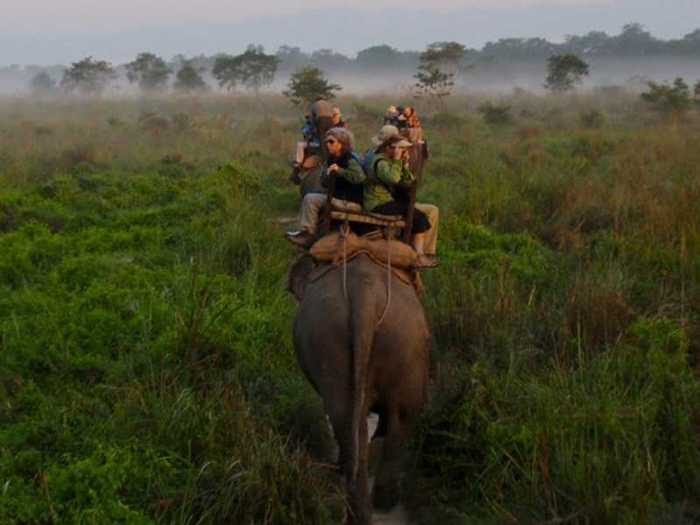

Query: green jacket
[[363, 153, 416, 211], [332, 157, 366, 185], [322, 156, 366, 203]]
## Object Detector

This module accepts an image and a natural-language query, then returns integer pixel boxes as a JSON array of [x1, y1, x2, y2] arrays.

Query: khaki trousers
[[299, 194, 362, 235], [416, 203, 439, 255]]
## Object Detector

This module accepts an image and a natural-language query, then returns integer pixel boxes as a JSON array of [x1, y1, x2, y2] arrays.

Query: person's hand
[[327, 163, 340, 174], [391, 147, 403, 161]]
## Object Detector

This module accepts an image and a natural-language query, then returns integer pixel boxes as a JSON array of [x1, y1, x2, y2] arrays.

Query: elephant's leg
[[372, 409, 410, 511]]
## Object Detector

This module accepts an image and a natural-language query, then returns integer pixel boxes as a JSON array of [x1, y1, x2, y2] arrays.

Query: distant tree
[[283, 66, 341, 106], [545, 54, 590, 92], [414, 41, 465, 107], [276, 45, 309, 71], [563, 31, 610, 56], [61, 56, 115, 96], [421, 41, 466, 76], [125, 52, 171, 92], [30, 71, 57, 96], [356, 45, 401, 68], [613, 23, 660, 55], [212, 45, 278, 95], [641, 78, 692, 122], [414, 65, 454, 108], [310, 49, 352, 71], [483, 37, 556, 61], [174, 61, 208, 93], [694, 80, 700, 102]]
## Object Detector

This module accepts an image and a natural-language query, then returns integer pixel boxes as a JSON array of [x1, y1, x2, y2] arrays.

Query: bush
[[478, 101, 513, 126]]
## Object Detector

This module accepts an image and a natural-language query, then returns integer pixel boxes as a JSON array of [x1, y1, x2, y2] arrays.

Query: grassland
[[0, 92, 699, 524]]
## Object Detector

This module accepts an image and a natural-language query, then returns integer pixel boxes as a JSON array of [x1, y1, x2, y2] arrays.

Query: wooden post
[[402, 182, 417, 244]]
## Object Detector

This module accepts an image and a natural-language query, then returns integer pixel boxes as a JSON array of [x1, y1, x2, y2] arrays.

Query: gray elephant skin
[[288, 254, 431, 525]]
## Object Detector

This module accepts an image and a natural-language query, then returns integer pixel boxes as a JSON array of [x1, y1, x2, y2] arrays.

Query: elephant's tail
[[348, 278, 376, 484]]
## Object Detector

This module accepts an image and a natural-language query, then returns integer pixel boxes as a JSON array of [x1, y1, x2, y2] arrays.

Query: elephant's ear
[[287, 254, 314, 302]]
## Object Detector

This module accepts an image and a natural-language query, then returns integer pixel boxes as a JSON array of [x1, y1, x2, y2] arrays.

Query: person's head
[[377, 135, 412, 158], [324, 127, 354, 158], [386, 105, 398, 117], [371, 124, 400, 147], [403, 106, 414, 118], [331, 107, 342, 125]]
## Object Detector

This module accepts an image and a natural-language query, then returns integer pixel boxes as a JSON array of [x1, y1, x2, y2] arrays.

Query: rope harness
[[337, 222, 393, 329]]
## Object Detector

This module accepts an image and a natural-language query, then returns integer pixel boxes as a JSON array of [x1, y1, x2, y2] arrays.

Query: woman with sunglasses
[[286, 127, 366, 248], [364, 127, 438, 269]]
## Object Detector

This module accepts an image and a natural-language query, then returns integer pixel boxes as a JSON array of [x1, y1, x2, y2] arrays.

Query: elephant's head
[[287, 254, 315, 303]]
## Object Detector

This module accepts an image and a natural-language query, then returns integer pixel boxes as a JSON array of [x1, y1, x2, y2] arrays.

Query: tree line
[[15, 23, 700, 109]]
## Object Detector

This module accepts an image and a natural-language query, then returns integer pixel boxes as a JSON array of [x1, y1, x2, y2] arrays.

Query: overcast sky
[[2, 0, 698, 65]]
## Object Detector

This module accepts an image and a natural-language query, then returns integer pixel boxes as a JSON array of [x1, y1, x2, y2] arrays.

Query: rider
[[286, 127, 365, 248], [363, 126, 439, 269], [293, 114, 320, 171], [331, 107, 347, 128]]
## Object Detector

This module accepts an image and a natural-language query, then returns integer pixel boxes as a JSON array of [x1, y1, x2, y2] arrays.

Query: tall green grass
[[1, 92, 698, 523]]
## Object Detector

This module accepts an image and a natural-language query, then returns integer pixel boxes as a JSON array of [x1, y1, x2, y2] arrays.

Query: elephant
[[288, 253, 431, 524]]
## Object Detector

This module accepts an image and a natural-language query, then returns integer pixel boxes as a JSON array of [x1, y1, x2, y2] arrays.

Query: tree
[[545, 54, 590, 92], [694, 80, 700, 102], [61, 56, 115, 96], [173, 61, 208, 94], [283, 67, 341, 106], [212, 45, 278, 94], [414, 65, 455, 107], [356, 45, 401, 68], [641, 78, 692, 122], [421, 42, 466, 76], [29, 71, 57, 96], [414, 42, 465, 107], [125, 52, 171, 92], [276, 46, 309, 71]]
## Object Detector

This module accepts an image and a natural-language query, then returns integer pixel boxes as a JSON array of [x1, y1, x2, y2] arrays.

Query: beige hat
[[392, 138, 413, 149], [372, 124, 402, 145]]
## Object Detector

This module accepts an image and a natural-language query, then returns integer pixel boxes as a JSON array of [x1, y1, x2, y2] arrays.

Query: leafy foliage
[[414, 42, 465, 107], [641, 78, 693, 116], [60, 56, 116, 96], [283, 66, 341, 106], [174, 61, 208, 93], [545, 54, 590, 92], [125, 52, 171, 92], [213, 45, 279, 94]]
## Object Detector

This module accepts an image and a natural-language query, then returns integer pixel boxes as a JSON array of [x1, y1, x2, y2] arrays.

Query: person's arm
[[375, 158, 415, 188], [335, 157, 366, 184]]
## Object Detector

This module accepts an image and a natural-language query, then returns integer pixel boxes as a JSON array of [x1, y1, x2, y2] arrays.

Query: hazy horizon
[[2, 0, 698, 66]]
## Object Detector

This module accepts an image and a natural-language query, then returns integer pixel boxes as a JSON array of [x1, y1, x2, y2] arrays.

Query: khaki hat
[[372, 124, 401, 145], [392, 138, 413, 149]]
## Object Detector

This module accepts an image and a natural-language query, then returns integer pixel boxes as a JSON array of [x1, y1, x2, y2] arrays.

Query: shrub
[[478, 101, 513, 126]]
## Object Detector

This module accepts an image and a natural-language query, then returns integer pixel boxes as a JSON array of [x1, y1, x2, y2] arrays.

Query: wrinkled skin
[[288, 254, 430, 524]]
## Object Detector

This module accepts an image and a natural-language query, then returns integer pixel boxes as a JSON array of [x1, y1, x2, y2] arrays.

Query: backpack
[[361, 151, 410, 207]]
